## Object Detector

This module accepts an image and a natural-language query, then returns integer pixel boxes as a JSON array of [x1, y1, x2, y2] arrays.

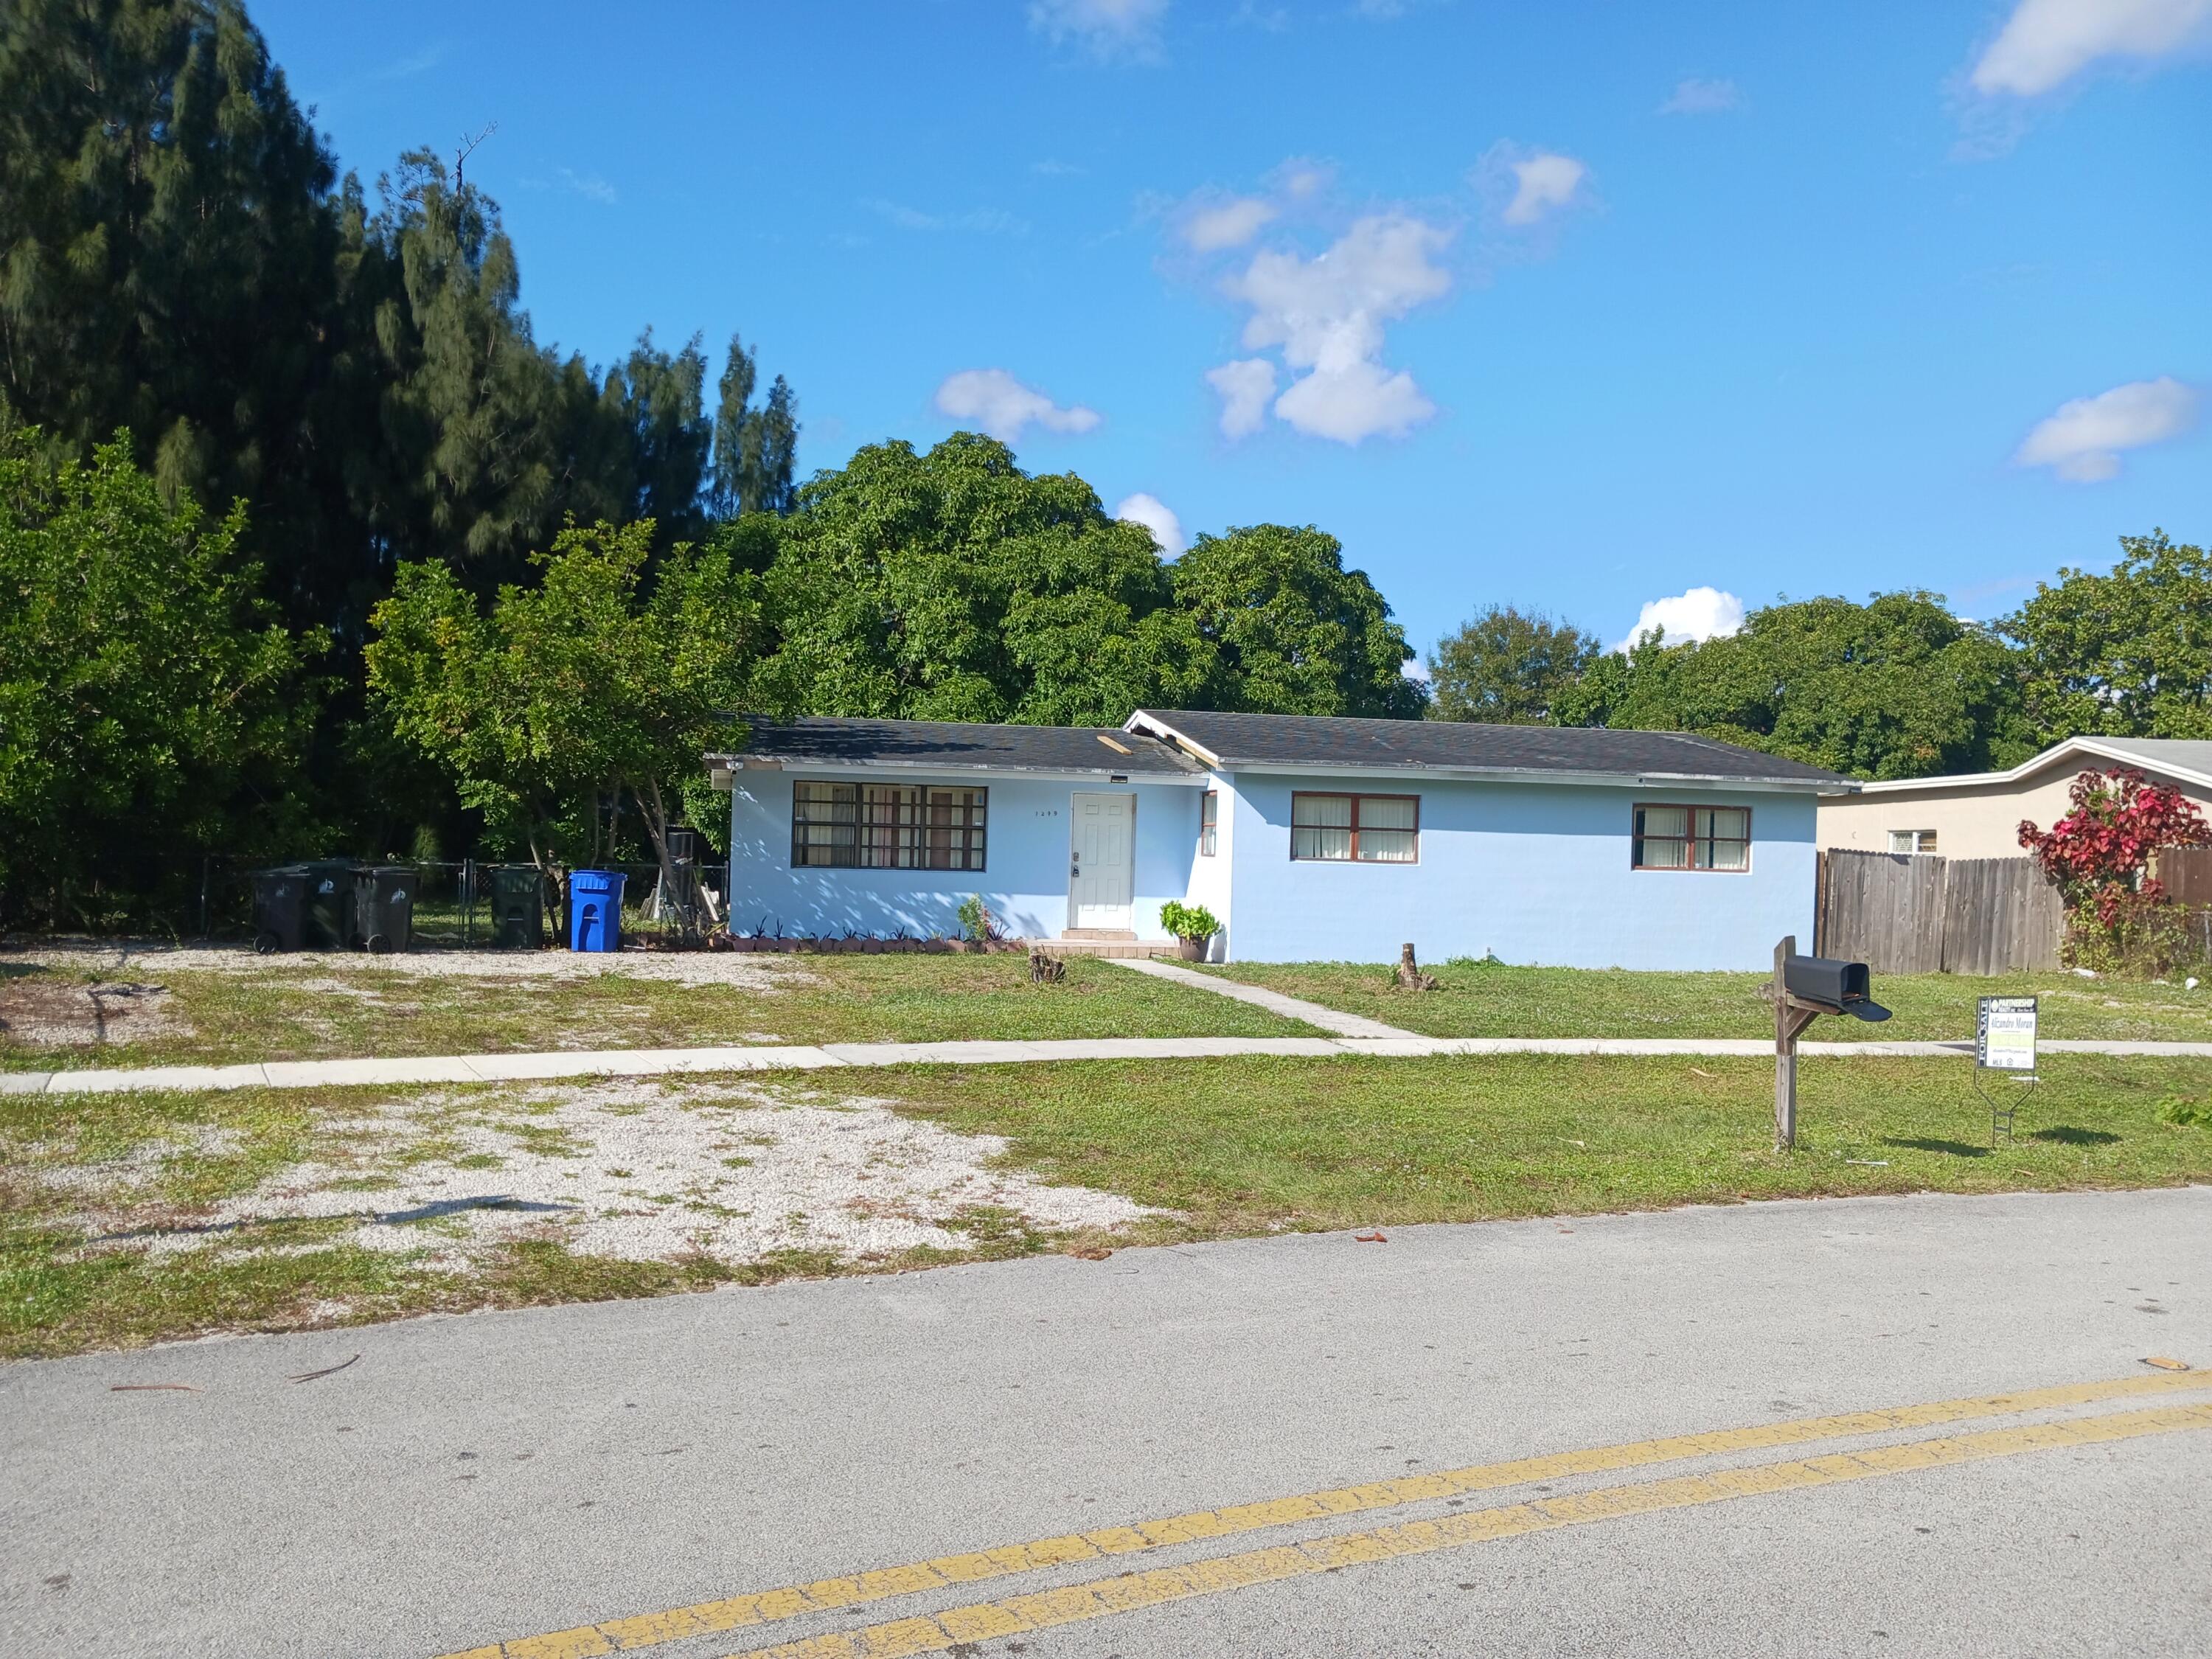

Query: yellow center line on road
[[723, 1399, 2212, 1659], [436, 1368, 2208, 1659]]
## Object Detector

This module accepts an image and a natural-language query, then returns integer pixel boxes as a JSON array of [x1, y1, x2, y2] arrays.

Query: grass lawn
[[0, 951, 1312, 1072], [1198, 961, 2212, 1043], [6, 1048, 2208, 1357]]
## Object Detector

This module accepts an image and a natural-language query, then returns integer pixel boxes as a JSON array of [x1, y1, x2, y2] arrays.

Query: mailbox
[[1783, 954, 1891, 1022]]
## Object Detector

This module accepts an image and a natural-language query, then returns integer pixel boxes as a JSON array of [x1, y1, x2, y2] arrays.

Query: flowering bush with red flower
[[2019, 768, 2211, 970]]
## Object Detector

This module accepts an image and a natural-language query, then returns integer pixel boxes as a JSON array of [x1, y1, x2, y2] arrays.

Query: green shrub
[[1158, 900, 1220, 941]]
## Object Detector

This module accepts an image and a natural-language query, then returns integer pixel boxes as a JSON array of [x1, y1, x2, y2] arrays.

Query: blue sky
[[258, 0, 2208, 661]]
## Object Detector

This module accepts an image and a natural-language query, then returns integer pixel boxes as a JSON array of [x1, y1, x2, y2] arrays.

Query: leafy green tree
[[1172, 524, 1425, 718], [2003, 531, 2212, 744], [0, 0, 358, 625], [365, 519, 763, 915], [758, 433, 1211, 724], [709, 333, 800, 518], [1427, 605, 1596, 724], [0, 428, 322, 924], [1554, 592, 2028, 779]]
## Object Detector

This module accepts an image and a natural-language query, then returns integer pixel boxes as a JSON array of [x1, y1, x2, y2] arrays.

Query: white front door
[[1068, 793, 1135, 931]]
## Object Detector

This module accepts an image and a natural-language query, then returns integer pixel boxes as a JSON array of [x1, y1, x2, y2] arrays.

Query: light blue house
[[706, 710, 1857, 969]]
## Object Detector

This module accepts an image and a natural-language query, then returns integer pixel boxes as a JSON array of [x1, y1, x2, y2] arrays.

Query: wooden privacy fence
[[1816, 850, 2064, 975]]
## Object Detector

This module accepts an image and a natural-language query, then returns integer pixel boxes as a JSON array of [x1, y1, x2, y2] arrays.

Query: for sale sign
[[1977, 996, 2038, 1071]]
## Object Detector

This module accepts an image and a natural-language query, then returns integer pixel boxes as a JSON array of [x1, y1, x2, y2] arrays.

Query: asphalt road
[[4, 1186, 2208, 1658]]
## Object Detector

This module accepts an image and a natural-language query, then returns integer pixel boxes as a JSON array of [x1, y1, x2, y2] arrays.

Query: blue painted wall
[[725, 770, 1206, 941], [720, 764, 1819, 967], [1219, 772, 1816, 970]]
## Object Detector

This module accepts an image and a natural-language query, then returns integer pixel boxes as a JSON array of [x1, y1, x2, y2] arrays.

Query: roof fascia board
[[1208, 759, 1852, 795], [706, 756, 1205, 786], [1852, 737, 2212, 796]]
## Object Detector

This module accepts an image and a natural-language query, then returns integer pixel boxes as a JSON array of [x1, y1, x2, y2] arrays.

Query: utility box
[[485, 866, 545, 950], [1782, 954, 1890, 1021], [354, 866, 417, 954], [249, 866, 308, 953]]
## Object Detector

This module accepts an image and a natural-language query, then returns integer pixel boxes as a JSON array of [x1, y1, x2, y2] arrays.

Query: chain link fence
[[6, 855, 728, 951]]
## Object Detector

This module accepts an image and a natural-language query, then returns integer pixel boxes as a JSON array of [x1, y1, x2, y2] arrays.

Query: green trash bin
[[354, 866, 417, 953], [300, 860, 361, 951], [486, 865, 544, 950], [249, 866, 308, 954]]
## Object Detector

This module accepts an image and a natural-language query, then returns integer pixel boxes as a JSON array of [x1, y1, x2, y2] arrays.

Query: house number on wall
[[1034, 809, 1060, 817]]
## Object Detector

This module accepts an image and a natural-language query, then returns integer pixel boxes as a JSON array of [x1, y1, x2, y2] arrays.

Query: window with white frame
[[792, 782, 987, 869], [1290, 793, 1419, 863], [1199, 790, 1219, 857], [1632, 804, 1751, 872], [1889, 829, 1938, 855]]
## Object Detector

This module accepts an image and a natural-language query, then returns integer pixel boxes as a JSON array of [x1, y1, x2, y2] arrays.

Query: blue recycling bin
[[568, 869, 626, 952]]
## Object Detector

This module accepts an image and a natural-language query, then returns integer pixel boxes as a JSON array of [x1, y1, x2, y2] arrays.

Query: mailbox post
[[1770, 934, 1891, 1151]]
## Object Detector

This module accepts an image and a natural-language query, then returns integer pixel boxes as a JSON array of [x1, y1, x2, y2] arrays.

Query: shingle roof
[[1127, 709, 1854, 790], [709, 716, 1206, 778]]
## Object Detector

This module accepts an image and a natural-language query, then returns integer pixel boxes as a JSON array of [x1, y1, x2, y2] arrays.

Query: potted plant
[[1158, 900, 1221, 962]]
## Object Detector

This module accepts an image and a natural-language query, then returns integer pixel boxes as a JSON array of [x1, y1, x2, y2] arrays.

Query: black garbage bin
[[300, 860, 361, 951], [249, 866, 308, 953], [486, 865, 544, 950], [354, 866, 417, 953]]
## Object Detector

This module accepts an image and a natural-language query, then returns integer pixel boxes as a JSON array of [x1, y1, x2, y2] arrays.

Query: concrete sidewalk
[[2, 1033, 2207, 1096], [1107, 957, 1418, 1037]]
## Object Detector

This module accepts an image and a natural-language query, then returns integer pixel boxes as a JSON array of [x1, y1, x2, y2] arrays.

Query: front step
[[1061, 928, 1138, 941], [1047, 936, 1180, 959]]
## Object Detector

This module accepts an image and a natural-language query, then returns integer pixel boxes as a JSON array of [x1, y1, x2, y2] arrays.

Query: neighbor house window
[[793, 782, 987, 870], [1632, 804, 1750, 871], [1199, 791, 1220, 857], [1889, 829, 1938, 855], [1290, 793, 1419, 863]]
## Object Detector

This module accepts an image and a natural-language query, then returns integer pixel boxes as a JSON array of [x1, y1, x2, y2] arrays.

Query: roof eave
[[1203, 758, 1853, 793]]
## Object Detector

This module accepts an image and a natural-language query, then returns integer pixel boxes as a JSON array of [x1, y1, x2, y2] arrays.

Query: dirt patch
[[4, 939, 812, 989], [58, 1079, 1159, 1267], [0, 977, 184, 1048]]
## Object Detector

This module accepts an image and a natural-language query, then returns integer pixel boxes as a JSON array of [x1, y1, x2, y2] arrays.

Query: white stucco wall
[[724, 768, 1206, 941], [1217, 771, 1818, 970]]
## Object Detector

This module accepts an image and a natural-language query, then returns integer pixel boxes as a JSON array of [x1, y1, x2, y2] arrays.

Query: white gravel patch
[[142, 1079, 1155, 1265], [5, 939, 811, 988]]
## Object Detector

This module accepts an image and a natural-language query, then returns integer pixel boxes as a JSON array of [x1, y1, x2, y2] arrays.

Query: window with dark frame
[[1632, 804, 1751, 872], [1289, 793, 1419, 863], [1199, 790, 1219, 857], [792, 782, 987, 870]]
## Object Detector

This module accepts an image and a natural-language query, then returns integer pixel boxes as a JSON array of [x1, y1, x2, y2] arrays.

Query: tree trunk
[[635, 777, 698, 943]]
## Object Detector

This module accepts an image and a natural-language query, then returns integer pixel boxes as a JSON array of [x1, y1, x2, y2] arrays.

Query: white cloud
[[1970, 0, 2212, 95], [556, 169, 617, 205], [2014, 377, 2199, 481], [1501, 152, 1587, 226], [933, 369, 1102, 443], [1658, 77, 1742, 114], [1205, 359, 1277, 439], [1029, 0, 1169, 58], [1114, 493, 1186, 557], [1183, 196, 1277, 251], [1217, 212, 1452, 444], [1613, 587, 1746, 653], [1273, 159, 1333, 198]]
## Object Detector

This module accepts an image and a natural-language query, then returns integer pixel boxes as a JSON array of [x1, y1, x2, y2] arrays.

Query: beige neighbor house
[[1818, 736, 2212, 860]]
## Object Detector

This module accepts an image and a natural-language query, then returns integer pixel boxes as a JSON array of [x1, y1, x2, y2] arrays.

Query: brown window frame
[[1199, 790, 1220, 857], [792, 781, 988, 872], [1288, 791, 1422, 864], [1630, 802, 1752, 874]]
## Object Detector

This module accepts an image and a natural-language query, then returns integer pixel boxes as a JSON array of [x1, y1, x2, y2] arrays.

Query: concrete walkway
[[1107, 956, 1419, 1038], [3, 1034, 2208, 1096]]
